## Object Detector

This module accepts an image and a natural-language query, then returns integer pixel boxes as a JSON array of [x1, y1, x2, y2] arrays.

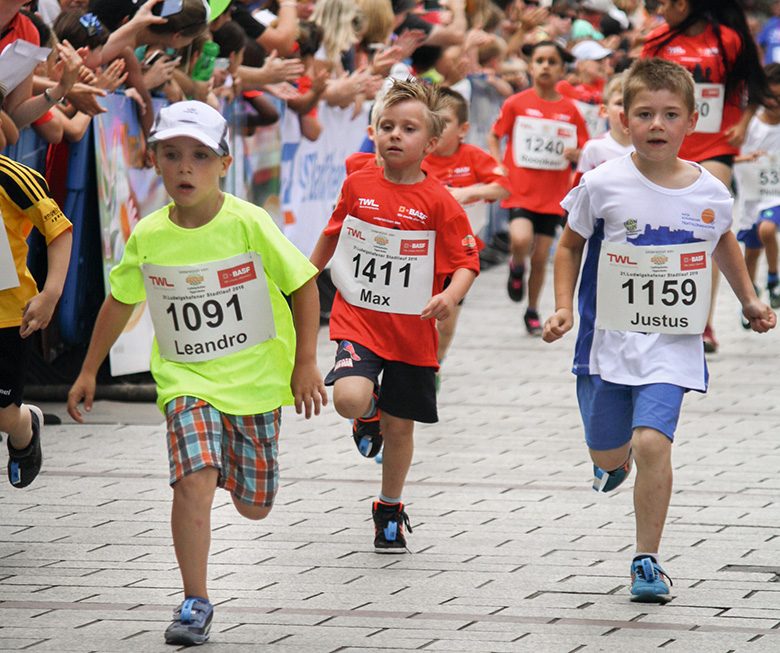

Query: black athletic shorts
[[0, 327, 30, 408], [324, 340, 438, 423], [508, 207, 562, 238], [699, 154, 735, 168]]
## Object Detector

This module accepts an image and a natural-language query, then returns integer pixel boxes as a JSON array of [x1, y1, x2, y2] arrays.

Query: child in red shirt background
[[488, 40, 588, 336]]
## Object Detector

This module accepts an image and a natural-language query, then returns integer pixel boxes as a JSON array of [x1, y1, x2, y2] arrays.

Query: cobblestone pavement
[[2, 263, 780, 652]]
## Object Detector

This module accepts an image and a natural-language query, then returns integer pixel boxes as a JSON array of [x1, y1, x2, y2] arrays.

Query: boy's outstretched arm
[[20, 229, 72, 338], [448, 182, 509, 205], [67, 295, 136, 422], [309, 232, 339, 272], [713, 231, 777, 333], [543, 224, 586, 343], [420, 268, 477, 321], [290, 277, 328, 419]]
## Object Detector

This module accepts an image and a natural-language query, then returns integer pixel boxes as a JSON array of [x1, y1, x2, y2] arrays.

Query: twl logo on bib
[[596, 241, 712, 335], [331, 215, 435, 315], [142, 252, 276, 362]]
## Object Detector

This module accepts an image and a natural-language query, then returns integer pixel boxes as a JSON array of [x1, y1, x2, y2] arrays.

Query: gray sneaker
[[164, 597, 213, 646], [769, 283, 780, 309]]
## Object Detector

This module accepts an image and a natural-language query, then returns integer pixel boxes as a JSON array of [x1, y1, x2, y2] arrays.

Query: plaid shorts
[[165, 396, 281, 507]]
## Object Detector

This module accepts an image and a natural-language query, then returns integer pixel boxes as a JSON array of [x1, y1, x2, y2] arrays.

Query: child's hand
[[55, 40, 86, 94], [291, 361, 328, 419], [564, 147, 580, 164], [542, 308, 573, 343], [742, 300, 777, 333], [447, 186, 476, 205], [420, 292, 456, 321], [96, 59, 129, 93], [19, 291, 58, 339], [67, 372, 97, 423]]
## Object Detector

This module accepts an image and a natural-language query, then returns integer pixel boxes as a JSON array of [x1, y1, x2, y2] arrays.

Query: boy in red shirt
[[423, 86, 508, 367], [488, 41, 588, 335], [310, 80, 479, 552]]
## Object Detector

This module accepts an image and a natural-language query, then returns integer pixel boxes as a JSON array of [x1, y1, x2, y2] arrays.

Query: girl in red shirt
[[641, 0, 769, 352], [488, 41, 588, 335]]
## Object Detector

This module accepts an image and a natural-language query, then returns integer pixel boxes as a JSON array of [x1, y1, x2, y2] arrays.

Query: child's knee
[[631, 427, 671, 462], [173, 467, 219, 501], [589, 442, 631, 471], [332, 380, 374, 418], [759, 220, 777, 241], [232, 496, 273, 520]]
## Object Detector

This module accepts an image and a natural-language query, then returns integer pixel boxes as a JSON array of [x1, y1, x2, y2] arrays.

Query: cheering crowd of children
[[4, 0, 780, 646]]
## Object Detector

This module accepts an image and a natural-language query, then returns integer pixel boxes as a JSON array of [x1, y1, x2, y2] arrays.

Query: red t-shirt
[[641, 23, 743, 162], [324, 166, 480, 367], [423, 142, 510, 191], [556, 79, 605, 106], [0, 12, 40, 51], [344, 151, 379, 176], [491, 89, 589, 215]]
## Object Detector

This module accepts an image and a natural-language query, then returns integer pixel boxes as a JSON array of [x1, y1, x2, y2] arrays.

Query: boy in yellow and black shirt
[[0, 153, 72, 488]]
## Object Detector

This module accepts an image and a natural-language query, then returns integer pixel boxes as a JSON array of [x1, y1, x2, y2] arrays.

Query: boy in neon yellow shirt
[[67, 101, 327, 646]]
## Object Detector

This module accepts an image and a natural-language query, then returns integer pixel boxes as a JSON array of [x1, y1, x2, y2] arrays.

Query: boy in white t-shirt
[[573, 71, 633, 186], [734, 64, 780, 308], [544, 59, 776, 603], [66, 102, 327, 646]]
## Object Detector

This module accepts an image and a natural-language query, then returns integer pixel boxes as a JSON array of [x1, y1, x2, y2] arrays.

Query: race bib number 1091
[[142, 252, 276, 362]]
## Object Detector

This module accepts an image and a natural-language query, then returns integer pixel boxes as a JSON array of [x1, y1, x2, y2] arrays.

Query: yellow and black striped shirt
[[0, 154, 72, 328]]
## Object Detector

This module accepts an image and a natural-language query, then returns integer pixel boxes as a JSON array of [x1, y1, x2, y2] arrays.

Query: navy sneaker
[[8, 405, 43, 488], [630, 556, 673, 603], [372, 500, 412, 553], [352, 393, 382, 458], [523, 309, 542, 336], [507, 262, 525, 302], [593, 452, 633, 492], [164, 597, 213, 646]]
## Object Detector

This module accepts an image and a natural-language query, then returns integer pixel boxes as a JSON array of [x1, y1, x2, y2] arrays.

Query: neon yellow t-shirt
[[108, 194, 318, 415]]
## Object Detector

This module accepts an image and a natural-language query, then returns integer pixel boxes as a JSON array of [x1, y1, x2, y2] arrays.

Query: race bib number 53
[[142, 252, 276, 362], [596, 241, 711, 335], [331, 216, 435, 315]]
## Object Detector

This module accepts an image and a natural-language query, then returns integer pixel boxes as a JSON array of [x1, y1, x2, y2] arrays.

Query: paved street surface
[[2, 263, 780, 652]]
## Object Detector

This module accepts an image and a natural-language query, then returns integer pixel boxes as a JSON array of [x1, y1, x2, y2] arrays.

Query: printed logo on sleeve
[[219, 261, 258, 288]]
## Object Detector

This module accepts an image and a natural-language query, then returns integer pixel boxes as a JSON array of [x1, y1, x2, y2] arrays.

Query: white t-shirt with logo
[[562, 154, 733, 391], [576, 132, 634, 175], [734, 114, 780, 231]]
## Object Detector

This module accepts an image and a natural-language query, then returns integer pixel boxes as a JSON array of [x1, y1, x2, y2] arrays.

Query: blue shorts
[[737, 206, 780, 249], [576, 375, 685, 451]]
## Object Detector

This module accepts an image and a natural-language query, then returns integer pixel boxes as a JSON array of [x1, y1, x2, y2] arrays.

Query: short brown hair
[[603, 70, 626, 104], [436, 86, 468, 125], [148, 0, 208, 38], [623, 58, 695, 115], [379, 79, 445, 138]]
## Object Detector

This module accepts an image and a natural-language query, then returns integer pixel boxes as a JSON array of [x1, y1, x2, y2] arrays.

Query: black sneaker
[[372, 500, 412, 553], [352, 393, 382, 458], [524, 308, 542, 336], [8, 405, 43, 488], [507, 262, 525, 302], [164, 597, 213, 646]]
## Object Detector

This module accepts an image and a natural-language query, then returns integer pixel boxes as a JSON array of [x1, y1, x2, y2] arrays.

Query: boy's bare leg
[[380, 413, 414, 499], [332, 376, 376, 419], [527, 234, 554, 311], [631, 427, 672, 553], [436, 304, 462, 363], [0, 404, 32, 450], [759, 221, 778, 275], [171, 467, 219, 599], [744, 246, 761, 283], [508, 217, 533, 268]]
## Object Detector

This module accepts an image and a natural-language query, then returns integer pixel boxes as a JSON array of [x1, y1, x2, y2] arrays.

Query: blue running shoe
[[592, 452, 633, 492], [372, 500, 412, 553], [630, 556, 673, 603], [352, 392, 382, 458], [164, 597, 213, 646]]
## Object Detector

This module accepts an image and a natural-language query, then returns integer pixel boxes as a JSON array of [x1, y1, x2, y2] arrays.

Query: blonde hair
[[312, 0, 363, 65], [356, 0, 393, 47], [624, 58, 695, 114], [378, 79, 446, 138], [603, 70, 626, 104]]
